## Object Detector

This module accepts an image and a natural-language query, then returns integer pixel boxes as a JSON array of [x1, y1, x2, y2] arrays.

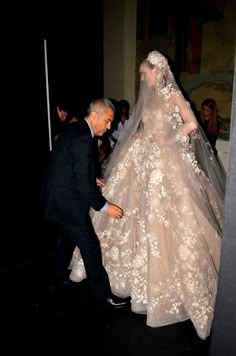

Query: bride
[[69, 50, 225, 340]]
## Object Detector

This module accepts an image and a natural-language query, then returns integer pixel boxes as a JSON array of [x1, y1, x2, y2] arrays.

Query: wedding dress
[[69, 51, 225, 340]]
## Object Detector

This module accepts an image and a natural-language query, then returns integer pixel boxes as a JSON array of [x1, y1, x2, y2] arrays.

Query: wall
[[104, 0, 137, 108], [135, 0, 235, 171], [182, 0, 235, 121]]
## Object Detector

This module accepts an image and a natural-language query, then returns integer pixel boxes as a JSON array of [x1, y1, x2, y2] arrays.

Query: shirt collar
[[84, 118, 94, 138]]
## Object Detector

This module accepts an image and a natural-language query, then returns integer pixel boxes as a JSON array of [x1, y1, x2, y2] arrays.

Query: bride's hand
[[96, 178, 106, 187]]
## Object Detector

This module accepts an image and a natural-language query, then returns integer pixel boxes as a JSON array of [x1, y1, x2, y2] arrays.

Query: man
[[41, 98, 127, 308]]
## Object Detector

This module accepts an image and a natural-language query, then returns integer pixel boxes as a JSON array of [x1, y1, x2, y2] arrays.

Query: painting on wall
[[180, 73, 233, 142], [186, 18, 203, 74], [185, 0, 225, 74], [219, 117, 231, 140]]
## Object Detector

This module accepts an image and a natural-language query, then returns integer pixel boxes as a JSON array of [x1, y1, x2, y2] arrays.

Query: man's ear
[[90, 110, 98, 121]]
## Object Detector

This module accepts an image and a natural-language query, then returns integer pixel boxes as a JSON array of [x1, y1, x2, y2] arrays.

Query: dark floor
[[1, 249, 211, 356]]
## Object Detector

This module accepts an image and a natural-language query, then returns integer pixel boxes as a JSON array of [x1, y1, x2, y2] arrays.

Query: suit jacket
[[41, 118, 106, 227]]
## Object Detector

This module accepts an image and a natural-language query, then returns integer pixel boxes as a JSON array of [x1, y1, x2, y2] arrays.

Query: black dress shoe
[[105, 295, 130, 309]]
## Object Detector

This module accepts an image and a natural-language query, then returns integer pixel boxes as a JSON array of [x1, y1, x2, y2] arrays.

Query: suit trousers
[[52, 215, 111, 301]]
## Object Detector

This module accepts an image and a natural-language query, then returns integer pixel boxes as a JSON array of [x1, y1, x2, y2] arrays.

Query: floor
[[1, 247, 211, 356]]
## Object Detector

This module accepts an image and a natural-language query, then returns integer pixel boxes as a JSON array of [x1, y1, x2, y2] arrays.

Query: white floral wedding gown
[[69, 103, 222, 340]]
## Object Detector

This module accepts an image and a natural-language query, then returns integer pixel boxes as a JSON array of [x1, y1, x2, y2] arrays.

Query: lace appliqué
[[69, 104, 221, 340]]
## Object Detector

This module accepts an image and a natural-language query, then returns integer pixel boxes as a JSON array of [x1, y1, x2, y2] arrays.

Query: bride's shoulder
[[171, 94, 189, 107]]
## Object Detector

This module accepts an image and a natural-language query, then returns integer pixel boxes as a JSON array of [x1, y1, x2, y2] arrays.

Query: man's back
[[41, 118, 105, 225], [47, 119, 91, 191]]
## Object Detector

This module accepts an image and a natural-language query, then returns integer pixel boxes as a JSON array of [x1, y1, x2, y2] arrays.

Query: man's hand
[[105, 202, 124, 219]]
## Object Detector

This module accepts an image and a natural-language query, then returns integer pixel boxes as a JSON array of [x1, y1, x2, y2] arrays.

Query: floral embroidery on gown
[[69, 51, 224, 340], [70, 105, 222, 340]]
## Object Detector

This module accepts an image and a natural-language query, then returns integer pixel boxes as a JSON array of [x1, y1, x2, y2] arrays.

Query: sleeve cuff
[[100, 201, 108, 211]]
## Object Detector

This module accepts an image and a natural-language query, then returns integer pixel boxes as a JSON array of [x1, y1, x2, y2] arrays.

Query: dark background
[[3, 0, 226, 268], [3, 2, 104, 268]]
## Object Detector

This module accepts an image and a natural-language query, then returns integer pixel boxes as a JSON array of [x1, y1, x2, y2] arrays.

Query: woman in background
[[200, 98, 221, 155]]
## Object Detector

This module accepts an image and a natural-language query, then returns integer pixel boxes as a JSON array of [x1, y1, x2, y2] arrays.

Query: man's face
[[92, 108, 114, 136]]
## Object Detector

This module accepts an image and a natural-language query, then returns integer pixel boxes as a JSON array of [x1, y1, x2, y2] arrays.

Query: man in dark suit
[[41, 98, 127, 308]]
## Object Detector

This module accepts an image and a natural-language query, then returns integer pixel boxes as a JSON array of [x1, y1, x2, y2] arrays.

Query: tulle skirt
[[70, 135, 221, 339]]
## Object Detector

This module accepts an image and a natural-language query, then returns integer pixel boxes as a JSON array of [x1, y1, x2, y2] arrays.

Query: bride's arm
[[173, 95, 198, 140], [162, 96, 198, 145]]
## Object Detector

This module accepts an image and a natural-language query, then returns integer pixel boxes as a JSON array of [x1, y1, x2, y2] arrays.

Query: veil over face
[[139, 62, 157, 87]]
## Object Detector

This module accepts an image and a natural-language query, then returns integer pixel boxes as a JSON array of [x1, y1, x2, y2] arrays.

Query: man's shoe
[[105, 295, 130, 309]]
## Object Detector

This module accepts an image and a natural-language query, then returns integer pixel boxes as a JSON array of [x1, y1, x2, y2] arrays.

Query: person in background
[[111, 99, 130, 145], [96, 133, 112, 177], [53, 103, 79, 142], [199, 98, 221, 155]]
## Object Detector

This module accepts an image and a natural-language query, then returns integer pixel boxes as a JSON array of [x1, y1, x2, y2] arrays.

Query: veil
[[104, 81, 149, 179], [104, 50, 184, 179], [104, 50, 226, 237]]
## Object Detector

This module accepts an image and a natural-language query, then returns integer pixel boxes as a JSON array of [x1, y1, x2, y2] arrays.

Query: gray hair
[[87, 98, 115, 116]]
